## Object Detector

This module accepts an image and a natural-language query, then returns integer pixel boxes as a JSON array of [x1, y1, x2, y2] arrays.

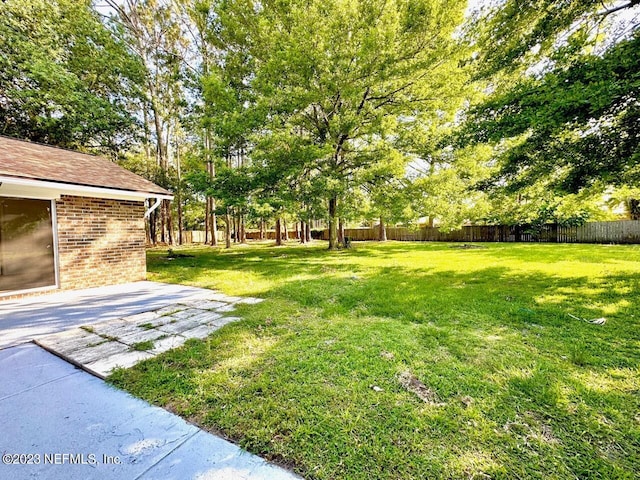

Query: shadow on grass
[[115, 243, 640, 479]]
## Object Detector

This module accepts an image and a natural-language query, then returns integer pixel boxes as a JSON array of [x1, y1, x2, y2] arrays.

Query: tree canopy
[[461, 0, 639, 186], [1, 0, 638, 246], [0, 0, 143, 155]]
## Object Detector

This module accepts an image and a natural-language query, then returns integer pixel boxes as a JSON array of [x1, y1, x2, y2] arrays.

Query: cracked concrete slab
[[122, 310, 162, 323], [183, 300, 229, 310], [151, 336, 187, 355], [154, 305, 186, 316], [85, 350, 155, 377], [117, 328, 170, 345], [210, 316, 241, 328], [180, 324, 222, 340], [69, 340, 130, 365], [156, 316, 211, 335], [214, 304, 237, 313], [36, 328, 105, 352], [31, 287, 261, 379], [162, 308, 202, 321], [90, 321, 142, 338], [237, 297, 264, 305], [0, 282, 232, 349], [205, 293, 245, 303]]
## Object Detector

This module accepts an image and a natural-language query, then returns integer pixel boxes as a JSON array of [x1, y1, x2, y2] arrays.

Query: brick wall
[[56, 195, 147, 290]]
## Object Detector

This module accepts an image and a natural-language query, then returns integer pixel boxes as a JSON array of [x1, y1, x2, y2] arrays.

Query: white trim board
[[0, 176, 173, 202]]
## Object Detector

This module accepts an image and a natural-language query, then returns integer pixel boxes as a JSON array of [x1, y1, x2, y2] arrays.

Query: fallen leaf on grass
[[568, 313, 607, 325], [380, 351, 395, 360], [460, 395, 474, 408]]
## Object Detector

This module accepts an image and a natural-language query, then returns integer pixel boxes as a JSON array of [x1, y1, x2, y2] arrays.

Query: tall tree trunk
[[225, 209, 232, 248], [176, 145, 183, 245], [283, 221, 289, 241], [233, 212, 239, 243], [305, 221, 311, 243], [338, 218, 345, 246], [240, 214, 246, 243], [328, 196, 338, 249], [151, 101, 171, 244], [379, 216, 387, 241], [205, 198, 210, 244], [260, 218, 265, 240], [149, 207, 157, 245], [160, 204, 166, 244], [209, 198, 215, 244], [177, 200, 183, 245], [143, 106, 153, 244], [208, 138, 218, 246], [628, 199, 640, 220], [300, 221, 306, 243], [275, 217, 282, 246], [162, 200, 173, 245], [211, 207, 218, 246]]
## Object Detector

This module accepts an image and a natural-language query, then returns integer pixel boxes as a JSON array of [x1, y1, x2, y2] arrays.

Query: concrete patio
[[35, 292, 261, 378], [0, 344, 300, 480], [0, 281, 243, 349], [0, 282, 302, 480]]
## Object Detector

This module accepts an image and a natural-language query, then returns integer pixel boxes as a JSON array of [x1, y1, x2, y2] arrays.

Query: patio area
[[0, 281, 247, 349], [0, 281, 301, 479], [34, 291, 261, 378]]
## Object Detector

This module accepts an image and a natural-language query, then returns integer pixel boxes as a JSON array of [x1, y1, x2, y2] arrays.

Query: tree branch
[[598, 0, 639, 16]]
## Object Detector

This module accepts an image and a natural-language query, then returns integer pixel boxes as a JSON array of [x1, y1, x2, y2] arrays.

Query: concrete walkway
[[0, 282, 302, 480], [0, 344, 300, 480]]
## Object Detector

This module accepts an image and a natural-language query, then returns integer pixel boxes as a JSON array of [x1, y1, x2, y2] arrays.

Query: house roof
[[0, 136, 170, 197]]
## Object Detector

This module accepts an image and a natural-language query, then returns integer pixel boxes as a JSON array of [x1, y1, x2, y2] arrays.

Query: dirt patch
[[450, 244, 486, 250], [398, 371, 445, 406]]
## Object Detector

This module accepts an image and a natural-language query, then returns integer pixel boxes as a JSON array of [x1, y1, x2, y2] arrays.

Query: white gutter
[[0, 175, 173, 202]]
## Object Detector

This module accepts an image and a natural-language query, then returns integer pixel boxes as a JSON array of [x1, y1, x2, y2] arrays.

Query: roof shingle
[[0, 136, 170, 196]]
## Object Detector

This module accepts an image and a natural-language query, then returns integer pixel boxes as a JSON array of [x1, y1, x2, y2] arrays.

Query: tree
[[468, 0, 634, 78], [251, 127, 328, 245], [107, 0, 188, 244], [459, 1, 640, 197], [461, 31, 640, 194], [241, 0, 468, 249], [173, 0, 221, 245], [0, 0, 143, 155]]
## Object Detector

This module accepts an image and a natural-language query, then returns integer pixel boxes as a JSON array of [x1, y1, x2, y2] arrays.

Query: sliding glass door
[[0, 197, 57, 293]]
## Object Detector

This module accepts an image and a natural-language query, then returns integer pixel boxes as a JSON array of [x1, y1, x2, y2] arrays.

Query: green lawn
[[109, 241, 640, 479]]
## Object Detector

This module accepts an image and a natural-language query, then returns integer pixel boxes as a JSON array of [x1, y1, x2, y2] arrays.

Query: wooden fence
[[177, 221, 640, 245], [319, 220, 640, 244], [180, 229, 318, 242], [180, 230, 225, 244]]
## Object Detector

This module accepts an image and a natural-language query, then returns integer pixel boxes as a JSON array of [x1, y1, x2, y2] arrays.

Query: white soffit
[[0, 176, 173, 202]]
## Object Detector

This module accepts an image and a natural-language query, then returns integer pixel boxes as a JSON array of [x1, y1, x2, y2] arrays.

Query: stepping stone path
[[35, 292, 262, 379]]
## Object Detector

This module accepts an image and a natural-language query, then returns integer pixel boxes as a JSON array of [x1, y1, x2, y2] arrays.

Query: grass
[[131, 340, 155, 351], [108, 241, 640, 479]]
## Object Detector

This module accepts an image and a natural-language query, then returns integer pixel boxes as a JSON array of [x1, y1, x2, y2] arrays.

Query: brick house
[[0, 136, 172, 299]]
